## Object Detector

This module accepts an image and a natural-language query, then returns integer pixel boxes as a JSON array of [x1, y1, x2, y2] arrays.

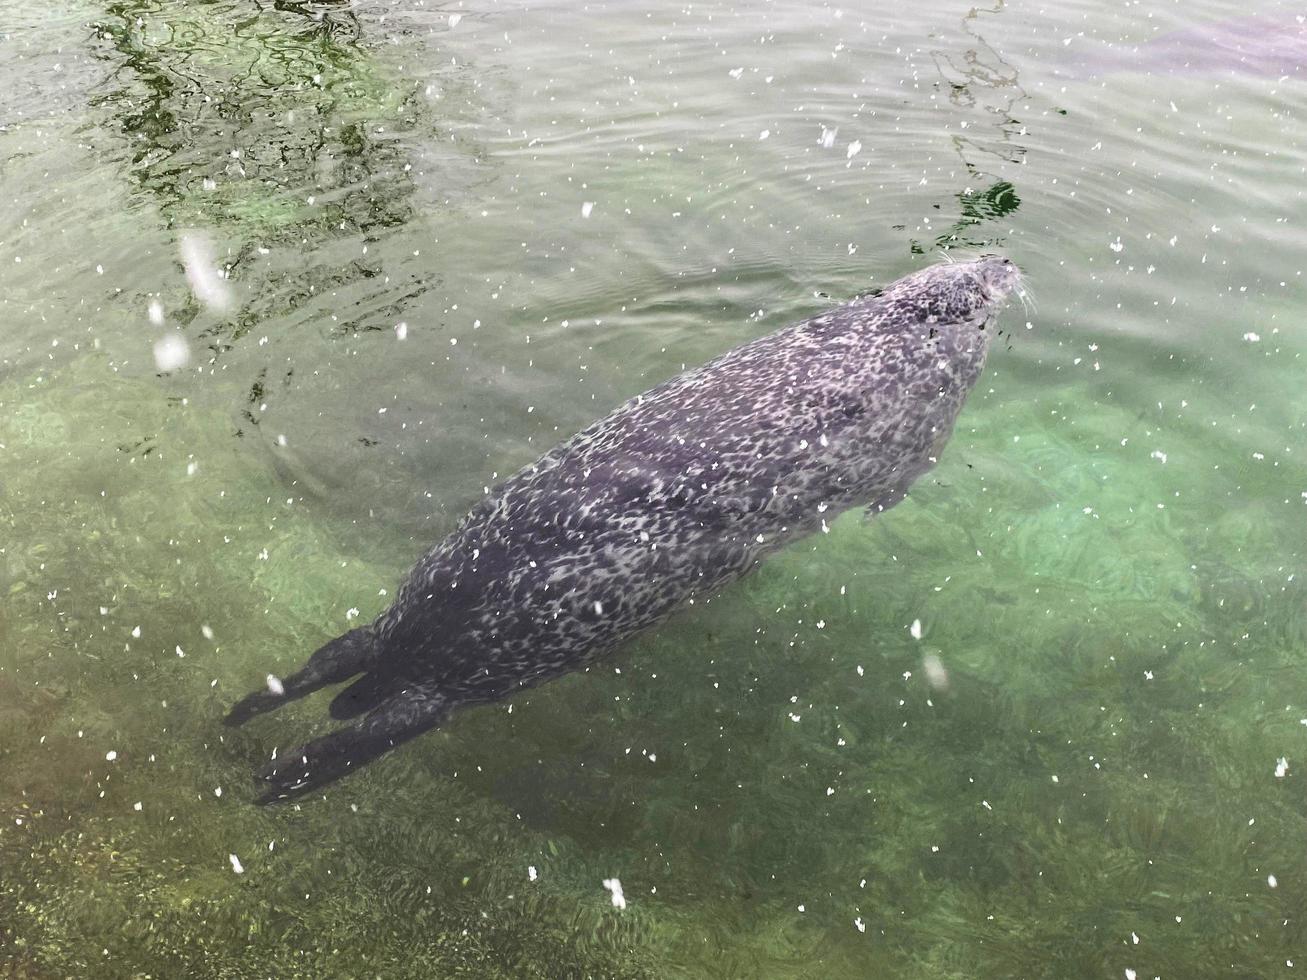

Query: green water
[[3, 0, 1307, 975]]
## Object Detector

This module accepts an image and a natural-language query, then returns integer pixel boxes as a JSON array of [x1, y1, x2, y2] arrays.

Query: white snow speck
[[105, 750, 117, 762], [602, 877, 626, 909], [133, 801, 143, 811], [395, 321, 408, 340], [131, 626, 141, 639], [854, 917, 866, 933], [148, 299, 165, 326], [909, 618, 923, 640], [153, 333, 190, 372], [266, 674, 285, 696], [529, 866, 538, 882], [1276, 757, 1289, 778], [846, 139, 862, 160], [820, 126, 837, 149], [1125, 970, 1137, 980], [1150, 450, 1168, 464], [346, 607, 361, 620], [1269, 874, 1279, 888], [581, 201, 595, 218], [758, 129, 770, 140], [728, 67, 744, 79], [229, 853, 244, 874], [1243, 332, 1261, 343], [448, 12, 462, 27]]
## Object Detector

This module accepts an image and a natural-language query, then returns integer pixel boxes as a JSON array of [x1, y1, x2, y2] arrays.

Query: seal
[[226, 255, 1022, 802]]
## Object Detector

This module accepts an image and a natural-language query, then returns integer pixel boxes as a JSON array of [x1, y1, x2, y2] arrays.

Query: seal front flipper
[[224, 627, 377, 727], [253, 685, 451, 804]]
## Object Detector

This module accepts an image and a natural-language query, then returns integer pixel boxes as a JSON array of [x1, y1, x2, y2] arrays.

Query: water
[[3, 0, 1306, 975]]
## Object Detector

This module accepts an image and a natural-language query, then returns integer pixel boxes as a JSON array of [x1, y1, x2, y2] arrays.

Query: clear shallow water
[[3, 0, 1307, 975]]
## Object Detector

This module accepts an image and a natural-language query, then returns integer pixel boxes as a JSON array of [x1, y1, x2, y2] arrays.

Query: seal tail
[[224, 627, 376, 727], [253, 685, 451, 804]]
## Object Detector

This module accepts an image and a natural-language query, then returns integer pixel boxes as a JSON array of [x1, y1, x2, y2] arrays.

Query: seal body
[[227, 256, 1021, 802]]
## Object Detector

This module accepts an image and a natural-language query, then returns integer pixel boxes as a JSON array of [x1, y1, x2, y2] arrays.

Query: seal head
[[878, 253, 1020, 325]]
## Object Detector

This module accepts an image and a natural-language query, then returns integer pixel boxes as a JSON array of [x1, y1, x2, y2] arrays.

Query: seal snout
[[975, 254, 1022, 302]]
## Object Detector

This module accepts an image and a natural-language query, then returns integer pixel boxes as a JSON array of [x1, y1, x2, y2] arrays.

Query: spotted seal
[[226, 255, 1022, 802]]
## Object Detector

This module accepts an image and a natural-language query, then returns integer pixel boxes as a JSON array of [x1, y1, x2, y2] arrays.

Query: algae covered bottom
[[2, 0, 1307, 976]]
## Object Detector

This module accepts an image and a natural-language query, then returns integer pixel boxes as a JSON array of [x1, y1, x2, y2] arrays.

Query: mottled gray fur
[[226, 256, 1021, 802]]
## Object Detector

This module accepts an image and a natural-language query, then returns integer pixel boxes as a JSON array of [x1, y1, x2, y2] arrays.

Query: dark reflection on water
[[87, 0, 442, 403], [918, 2, 1028, 255]]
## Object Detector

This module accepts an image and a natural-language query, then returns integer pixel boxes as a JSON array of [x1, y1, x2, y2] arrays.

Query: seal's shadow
[[433, 601, 816, 847]]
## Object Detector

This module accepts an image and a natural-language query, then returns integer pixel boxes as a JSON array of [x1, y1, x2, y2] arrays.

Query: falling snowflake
[[153, 333, 190, 372], [179, 233, 232, 314], [602, 877, 626, 909]]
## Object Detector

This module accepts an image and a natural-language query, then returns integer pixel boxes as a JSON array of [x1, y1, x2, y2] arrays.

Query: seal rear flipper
[[252, 686, 451, 804], [224, 627, 377, 727]]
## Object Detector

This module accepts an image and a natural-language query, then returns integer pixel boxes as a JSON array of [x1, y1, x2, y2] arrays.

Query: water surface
[[3, 0, 1307, 976]]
